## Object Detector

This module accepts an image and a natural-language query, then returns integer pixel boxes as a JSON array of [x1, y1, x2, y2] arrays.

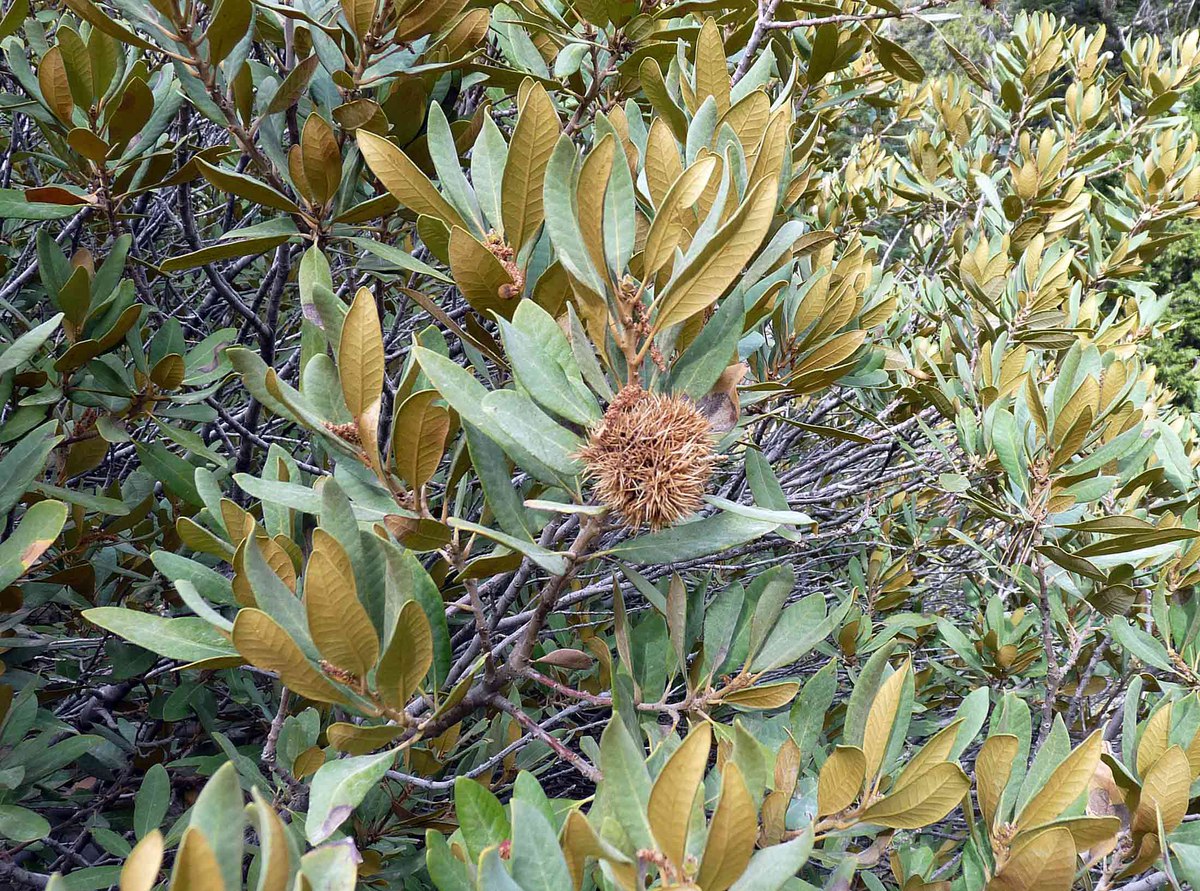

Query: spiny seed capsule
[[579, 385, 718, 531]]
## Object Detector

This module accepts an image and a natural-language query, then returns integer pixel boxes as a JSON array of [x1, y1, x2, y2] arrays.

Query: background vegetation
[[4, 1, 1200, 890]]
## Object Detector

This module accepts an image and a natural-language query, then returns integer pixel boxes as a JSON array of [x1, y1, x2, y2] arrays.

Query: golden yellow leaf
[[693, 18, 730, 115], [892, 718, 962, 793], [576, 134, 615, 288], [860, 761, 969, 829], [232, 608, 347, 704], [501, 83, 559, 250], [168, 827, 222, 891], [976, 734, 1019, 829], [718, 91, 772, 152], [863, 659, 910, 783], [327, 722, 404, 755], [1134, 744, 1191, 834], [643, 117, 684, 208], [391, 389, 450, 491], [341, 0, 375, 42], [653, 175, 777, 332], [987, 827, 1076, 891], [448, 226, 515, 315], [376, 599, 433, 708], [119, 830, 163, 891], [817, 745, 866, 816], [643, 155, 719, 278], [394, 0, 468, 42], [647, 723, 712, 867], [1136, 702, 1172, 779], [248, 788, 290, 891], [301, 113, 342, 206], [1019, 815, 1120, 851], [721, 681, 800, 709], [304, 544, 378, 678], [356, 129, 465, 229], [340, 286, 384, 421], [696, 762, 756, 891], [1016, 730, 1101, 830], [38, 46, 74, 122]]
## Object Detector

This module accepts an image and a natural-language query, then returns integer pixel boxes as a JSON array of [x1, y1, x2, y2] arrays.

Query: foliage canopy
[[5, 1, 1200, 890]]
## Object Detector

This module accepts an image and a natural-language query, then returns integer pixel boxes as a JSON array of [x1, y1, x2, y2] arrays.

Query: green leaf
[[727, 829, 813, 890], [1110, 616, 1173, 671], [305, 748, 397, 844], [510, 799, 572, 891], [0, 420, 61, 516], [82, 608, 239, 662], [667, 294, 744, 398], [134, 764, 170, 840], [508, 300, 599, 422], [752, 595, 850, 672], [350, 237, 453, 283], [596, 717, 654, 850], [605, 513, 778, 564], [196, 159, 299, 213], [0, 313, 63, 377], [135, 443, 204, 507], [448, 518, 568, 575], [188, 762, 244, 891], [0, 499, 68, 590], [874, 34, 925, 83], [0, 189, 81, 220], [0, 805, 50, 842], [480, 389, 583, 481], [455, 777, 509, 863]]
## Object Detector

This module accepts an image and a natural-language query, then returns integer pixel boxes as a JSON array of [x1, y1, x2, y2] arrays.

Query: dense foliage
[[6, 0, 1200, 889]]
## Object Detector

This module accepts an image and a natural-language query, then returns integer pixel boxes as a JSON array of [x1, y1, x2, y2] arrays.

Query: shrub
[[4, 2, 1200, 890]]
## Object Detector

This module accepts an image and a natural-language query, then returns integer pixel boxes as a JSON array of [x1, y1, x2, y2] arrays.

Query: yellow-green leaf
[[1134, 744, 1191, 834], [119, 830, 163, 891], [695, 761, 755, 891], [304, 541, 378, 678], [721, 681, 800, 710], [817, 745, 866, 817], [447, 227, 515, 314], [860, 761, 969, 829], [976, 734, 1019, 829], [653, 175, 776, 332], [232, 608, 347, 704], [1020, 815, 1120, 851], [376, 600, 433, 708], [391, 389, 450, 491], [327, 722, 404, 755], [301, 113, 342, 206], [1015, 730, 1101, 830], [502, 83, 559, 250], [892, 718, 963, 793], [38, 46, 73, 123], [693, 18, 730, 114], [863, 659, 909, 782], [643, 155, 719, 278], [339, 286, 384, 443], [356, 129, 465, 229], [1137, 702, 1172, 779], [647, 723, 712, 866]]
